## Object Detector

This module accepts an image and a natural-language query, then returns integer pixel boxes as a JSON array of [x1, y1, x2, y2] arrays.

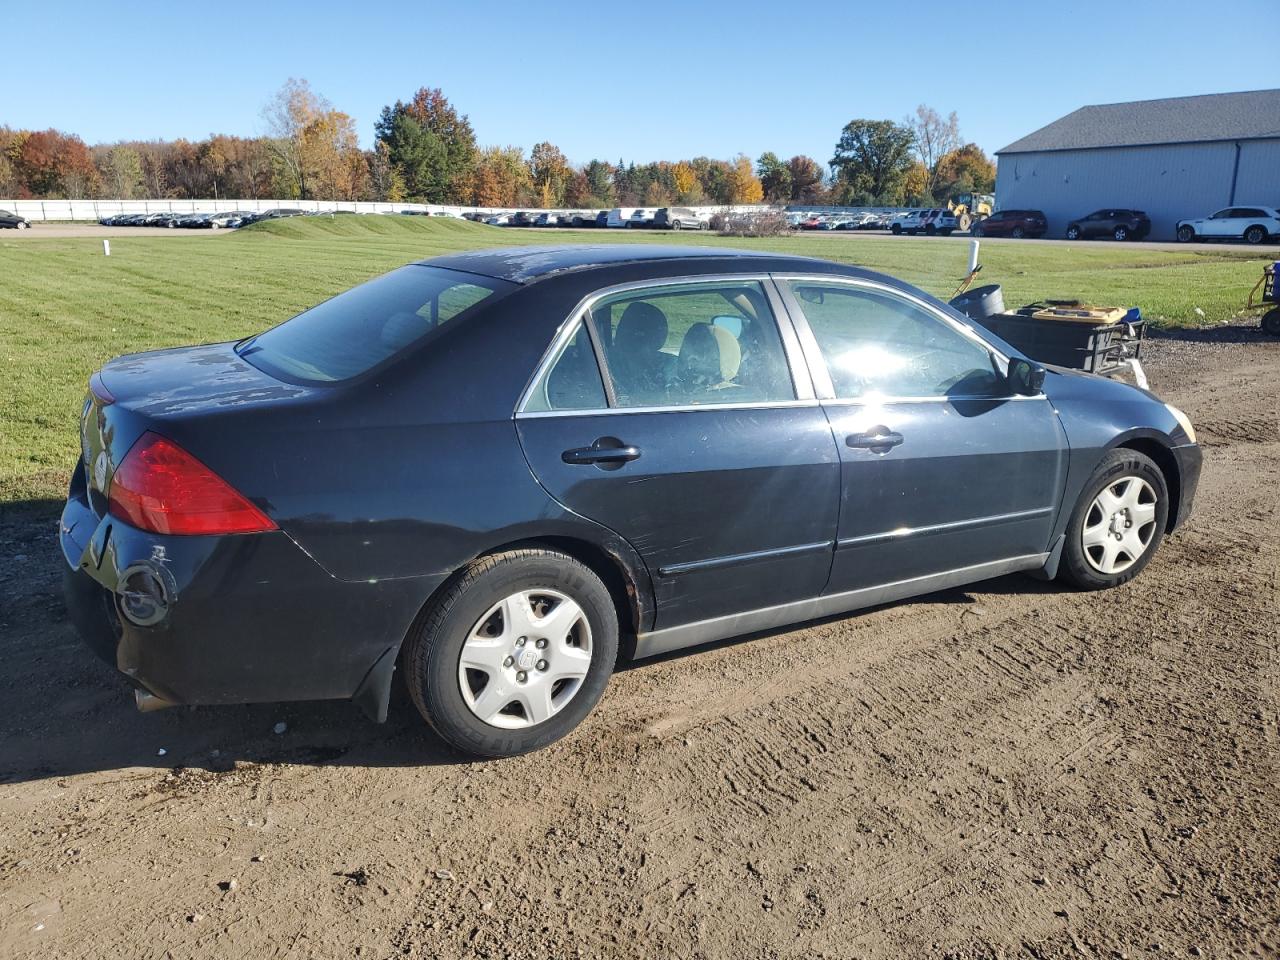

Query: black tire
[[1011, 226, 1025, 239], [1262, 308, 1280, 337], [672, 220, 682, 231], [925, 223, 937, 235], [972, 223, 984, 237], [1176, 225, 1195, 243], [1066, 225, 1081, 240], [404, 548, 618, 758], [891, 224, 902, 235], [1244, 225, 1266, 245], [1113, 225, 1129, 241], [1058, 448, 1169, 591]]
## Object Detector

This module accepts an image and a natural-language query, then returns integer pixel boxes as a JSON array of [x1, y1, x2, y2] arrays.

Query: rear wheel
[[671, 220, 682, 231], [1059, 449, 1168, 590], [1244, 225, 1266, 245], [1011, 226, 1025, 239], [1262, 308, 1280, 337], [404, 549, 618, 758], [1066, 225, 1081, 240], [1176, 225, 1195, 243], [972, 223, 984, 237], [1113, 225, 1129, 241]]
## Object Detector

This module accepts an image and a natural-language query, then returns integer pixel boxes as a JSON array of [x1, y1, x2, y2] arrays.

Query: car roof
[[420, 244, 832, 284]]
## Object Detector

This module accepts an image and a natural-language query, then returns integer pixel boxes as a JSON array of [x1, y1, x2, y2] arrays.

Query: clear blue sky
[[2, 0, 1276, 167]]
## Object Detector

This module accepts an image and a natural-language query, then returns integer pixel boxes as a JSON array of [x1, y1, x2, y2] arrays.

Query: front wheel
[[1113, 225, 1129, 241], [404, 549, 619, 758], [1011, 226, 1025, 239], [1059, 449, 1169, 590], [16, 221, 28, 230], [1176, 225, 1195, 243], [891, 224, 902, 235]]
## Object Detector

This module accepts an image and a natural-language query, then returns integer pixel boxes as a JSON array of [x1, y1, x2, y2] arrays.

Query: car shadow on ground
[[1, 496, 1068, 785]]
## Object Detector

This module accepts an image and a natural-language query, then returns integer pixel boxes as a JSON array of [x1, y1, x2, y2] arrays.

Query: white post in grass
[[103, 239, 110, 257], [968, 239, 979, 274]]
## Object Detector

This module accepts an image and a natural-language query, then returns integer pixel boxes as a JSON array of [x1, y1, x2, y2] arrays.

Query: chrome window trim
[[514, 272, 816, 418], [517, 398, 821, 419], [771, 273, 1046, 403]]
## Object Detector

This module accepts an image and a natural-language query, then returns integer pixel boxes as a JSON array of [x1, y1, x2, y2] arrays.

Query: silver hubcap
[[1082, 476, 1158, 575], [457, 589, 592, 729]]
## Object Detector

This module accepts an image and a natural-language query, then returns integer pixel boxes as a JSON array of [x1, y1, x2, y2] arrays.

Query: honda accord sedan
[[61, 245, 1201, 757]]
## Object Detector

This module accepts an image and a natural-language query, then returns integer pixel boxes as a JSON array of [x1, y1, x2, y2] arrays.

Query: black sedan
[[61, 245, 1201, 757], [0, 209, 31, 229]]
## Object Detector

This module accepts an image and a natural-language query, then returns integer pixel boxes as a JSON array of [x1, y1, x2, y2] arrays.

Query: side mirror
[[1007, 357, 1046, 396], [711, 315, 744, 338]]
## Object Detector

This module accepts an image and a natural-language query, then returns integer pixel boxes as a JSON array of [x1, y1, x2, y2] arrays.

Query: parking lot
[[2, 315, 1277, 957]]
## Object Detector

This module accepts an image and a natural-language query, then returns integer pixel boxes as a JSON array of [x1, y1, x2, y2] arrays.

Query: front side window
[[786, 282, 1005, 400], [592, 280, 795, 408], [238, 265, 507, 383]]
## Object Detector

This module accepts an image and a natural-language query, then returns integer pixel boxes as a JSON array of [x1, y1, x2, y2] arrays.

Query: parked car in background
[[1065, 209, 1151, 242], [534, 213, 561, 227], [972, 209, 1047, 239], [652, 207, 708, 231], [566, 211, 602, 227], [207, 211, 250, 229], [60, 244, 1201, 759], [889, 210, 924, 235], [484, 214, 511, 226], [606, 208, 638, 229], [508, 212, 538, 227], [0, 209, 30, 229], [921, 209, 959, 235], [628, 208, 656, 229], [797, 215, 824, 230], [1175, 206, 1280, 245]]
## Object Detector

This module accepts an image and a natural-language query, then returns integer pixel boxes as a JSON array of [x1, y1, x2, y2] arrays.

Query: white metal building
[[995, 89, 1280, 241]]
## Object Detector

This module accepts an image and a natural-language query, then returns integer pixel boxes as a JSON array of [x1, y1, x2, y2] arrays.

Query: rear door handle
[[562, 438, 642, 466], [846, 428, 903, 454]]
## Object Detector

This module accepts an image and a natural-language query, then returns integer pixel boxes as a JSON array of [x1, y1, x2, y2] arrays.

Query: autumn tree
[[906, 104, 960, 200], [464, 146, 531, 207], [756, 152, 792, 202], [95, 146, 143, 198], [786, 155, 824, 202], [671, 161, 698, 203], [934, 142, 995, 198], [529, 141, 572, 208], [829, 119, 914, 204], [15, 129, 98, 198], [724, 154, 763, 204], [375, 87, 477, 202]]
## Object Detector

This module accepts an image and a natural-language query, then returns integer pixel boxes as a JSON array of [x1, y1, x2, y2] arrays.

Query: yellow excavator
[[948, 193, 994, 233]]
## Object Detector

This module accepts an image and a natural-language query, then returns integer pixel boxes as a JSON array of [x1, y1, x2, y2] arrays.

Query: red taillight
[[107, 432, 276, 536]]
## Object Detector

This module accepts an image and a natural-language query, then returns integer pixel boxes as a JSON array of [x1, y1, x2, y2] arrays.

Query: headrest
[[678, 323, 741, 386], [615, 301, 668, 354]]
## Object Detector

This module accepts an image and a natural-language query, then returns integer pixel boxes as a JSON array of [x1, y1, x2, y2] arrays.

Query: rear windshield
[[237, 265, 509, 383]]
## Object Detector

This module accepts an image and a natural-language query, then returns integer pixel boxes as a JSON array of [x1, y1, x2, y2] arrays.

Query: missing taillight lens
[[107, 432, 276, 536]]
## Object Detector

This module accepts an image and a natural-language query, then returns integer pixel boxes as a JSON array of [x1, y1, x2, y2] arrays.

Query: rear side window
[[238, 266, 507, 383]]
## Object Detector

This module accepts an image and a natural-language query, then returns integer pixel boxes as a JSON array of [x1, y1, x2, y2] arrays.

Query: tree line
[[0, 81, 993, 208]]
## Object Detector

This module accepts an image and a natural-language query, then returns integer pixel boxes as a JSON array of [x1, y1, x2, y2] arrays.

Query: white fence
[[0, 198, 906, 222]]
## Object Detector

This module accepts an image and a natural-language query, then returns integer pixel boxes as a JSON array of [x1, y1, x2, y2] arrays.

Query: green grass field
[[1, 216, 1271, 503]]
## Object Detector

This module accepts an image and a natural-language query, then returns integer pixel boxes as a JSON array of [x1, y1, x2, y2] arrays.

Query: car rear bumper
[[1169, 442, 1202, 532], [59, 489, 441, 710]]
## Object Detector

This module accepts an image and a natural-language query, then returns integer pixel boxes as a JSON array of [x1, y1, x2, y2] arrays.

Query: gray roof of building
[[997, 89, 1280, 155]]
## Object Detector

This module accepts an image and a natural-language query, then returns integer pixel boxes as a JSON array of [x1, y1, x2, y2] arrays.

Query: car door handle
[[562, 442, 642, 465], [846, 428, 904, 453]]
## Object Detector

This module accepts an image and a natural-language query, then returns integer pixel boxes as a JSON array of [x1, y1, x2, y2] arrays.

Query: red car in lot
[[973, 210, 1047, 239]]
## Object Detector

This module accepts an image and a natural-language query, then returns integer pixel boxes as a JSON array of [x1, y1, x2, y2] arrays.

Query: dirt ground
[[1, 322, 1277, 959]]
